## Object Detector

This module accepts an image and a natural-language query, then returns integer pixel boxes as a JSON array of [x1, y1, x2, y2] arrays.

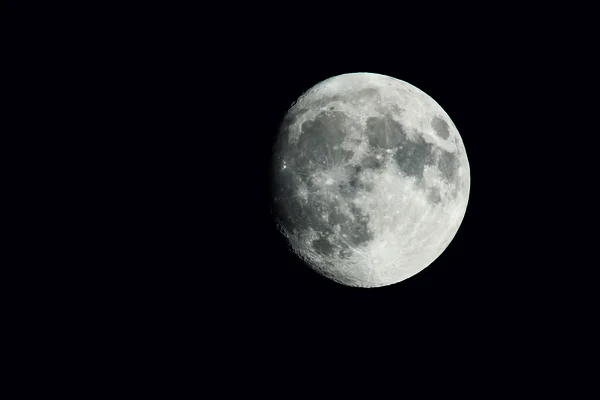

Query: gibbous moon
[[270, 72, 470, 288]]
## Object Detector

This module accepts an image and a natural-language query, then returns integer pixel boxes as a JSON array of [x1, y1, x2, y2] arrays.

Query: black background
[[3, 2, 596, 391]]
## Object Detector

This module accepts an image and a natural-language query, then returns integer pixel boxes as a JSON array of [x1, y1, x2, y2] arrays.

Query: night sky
[[3, 2, 594, 391]]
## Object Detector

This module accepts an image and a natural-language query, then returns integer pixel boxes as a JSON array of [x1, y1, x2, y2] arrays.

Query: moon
[[270, 72, 470, 288]]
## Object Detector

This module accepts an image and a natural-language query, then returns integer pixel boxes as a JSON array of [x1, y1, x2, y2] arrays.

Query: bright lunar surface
[[270, 72, 470, 288]]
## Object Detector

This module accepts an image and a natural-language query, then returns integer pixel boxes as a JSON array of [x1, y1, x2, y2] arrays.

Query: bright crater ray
[[270, 72, 470, 288]]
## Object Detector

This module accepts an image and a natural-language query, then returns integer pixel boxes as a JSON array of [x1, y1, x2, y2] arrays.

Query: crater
[[438, 150, 460, 183], [431, 116, 450, 139], [338, 247, 354, 259]]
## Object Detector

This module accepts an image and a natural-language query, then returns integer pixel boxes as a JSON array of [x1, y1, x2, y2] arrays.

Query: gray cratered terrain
[[271, 73, 470, 288]]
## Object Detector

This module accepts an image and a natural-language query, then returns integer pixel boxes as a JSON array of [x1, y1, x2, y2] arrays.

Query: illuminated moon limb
[[271, 72, 470, 288]]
